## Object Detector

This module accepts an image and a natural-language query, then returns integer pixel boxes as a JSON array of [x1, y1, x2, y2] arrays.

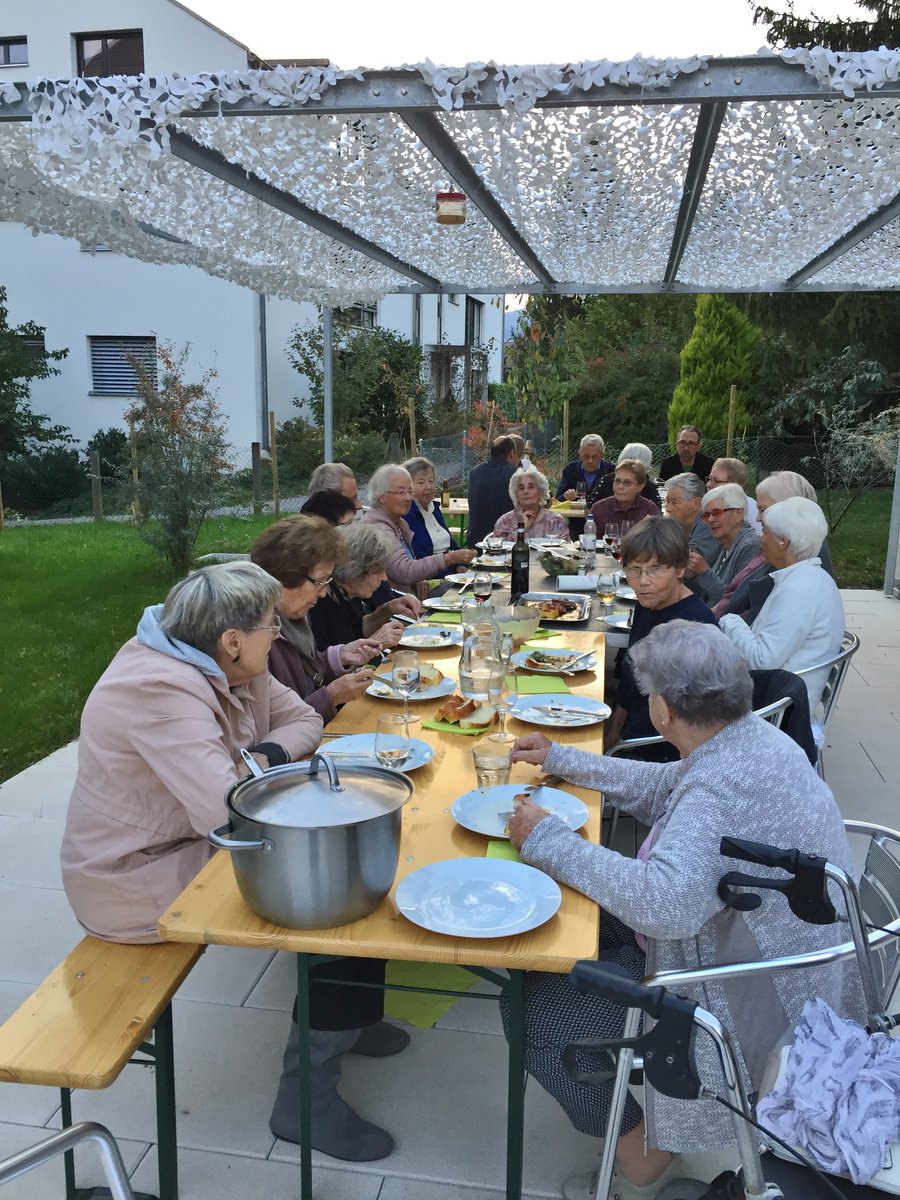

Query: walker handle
[[570, 961, 667, 1019]]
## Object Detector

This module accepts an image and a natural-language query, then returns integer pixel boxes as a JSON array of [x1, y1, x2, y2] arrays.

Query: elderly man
[[556, 434, 615, 504], [707, 457, 758, 526], [308, 462, 362, 511], [465, 435, 523, 548], [659, 425, 715, 482]]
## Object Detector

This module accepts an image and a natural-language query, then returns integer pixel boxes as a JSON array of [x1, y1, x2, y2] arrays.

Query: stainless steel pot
[[209, 752, 413, 929]]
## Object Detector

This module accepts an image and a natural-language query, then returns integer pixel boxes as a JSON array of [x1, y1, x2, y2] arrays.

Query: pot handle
[[307, 752, 345, 793], [208, 823, 274, 853]]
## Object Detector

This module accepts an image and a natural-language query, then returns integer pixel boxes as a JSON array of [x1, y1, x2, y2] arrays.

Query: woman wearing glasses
[[606, 517, 716, 751], [686, 483, 761, 606], [360, 464, 475, 599], [61, 560, 322, 944], [251, 515, 385, 723]]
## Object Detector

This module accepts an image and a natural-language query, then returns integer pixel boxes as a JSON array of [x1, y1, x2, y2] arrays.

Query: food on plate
[[418, 662, 445, 687], [526, 598, 580, 620], [503, 791, 550, 835], [523, 649, 579, 670], [434, 695, 498, 728]]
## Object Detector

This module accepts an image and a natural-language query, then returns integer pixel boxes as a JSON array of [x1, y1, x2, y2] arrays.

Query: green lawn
[[0, 492, 893, 783]]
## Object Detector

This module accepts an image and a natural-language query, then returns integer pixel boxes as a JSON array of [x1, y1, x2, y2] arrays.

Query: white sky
[[186, 0, 865, 67]]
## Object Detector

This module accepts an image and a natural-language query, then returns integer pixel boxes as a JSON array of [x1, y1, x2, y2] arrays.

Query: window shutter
[[89, 336, 156, 395]]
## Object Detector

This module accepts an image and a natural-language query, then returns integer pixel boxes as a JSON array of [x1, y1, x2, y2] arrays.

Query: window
[[335, 303, 377, 330], [89, 336, 155, 395], [76, 30, 144, 77], [0, 37, 27, 66], [465, 297, 484, 347], [20, 334, 46, 358], [447, 293, 460, 305]]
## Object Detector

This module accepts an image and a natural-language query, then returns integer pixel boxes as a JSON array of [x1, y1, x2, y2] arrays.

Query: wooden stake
[[129, 415, 141, 522], [562, 397, 570, 467], [269, 411, 280, 518], [726, 385, 737, 457], [90, 450, 104, 522]]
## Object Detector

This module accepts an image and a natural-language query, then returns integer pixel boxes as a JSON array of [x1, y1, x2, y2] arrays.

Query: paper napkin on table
[[486, 840, 522, 863], [425, 611, 462, 624], [421, 718, 484, 735], [557, 575, 598, 591], [514, 675, 571, 694], [523, 628, 560, 642]]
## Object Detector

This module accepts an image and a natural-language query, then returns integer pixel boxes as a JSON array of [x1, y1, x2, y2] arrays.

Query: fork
[[534, 704, 602, 719]]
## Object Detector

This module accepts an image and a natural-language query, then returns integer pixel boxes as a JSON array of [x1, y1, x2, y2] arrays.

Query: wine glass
[[604, 521, 620, 555], [596, 573, 617, 620], [574, 481, 587, 507], [375, 714, 411, 769], [488, 666, 517, 743], [472, 571, 494, 603], [391, 650, 420, 724]]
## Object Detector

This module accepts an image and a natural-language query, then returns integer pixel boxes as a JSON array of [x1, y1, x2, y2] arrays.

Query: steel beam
[[662, 100, 727, 288], [392, 279, 900, 294], [786, 187, 900, 287], [401, 110, 554, 287], [166, 127, 442, 289]]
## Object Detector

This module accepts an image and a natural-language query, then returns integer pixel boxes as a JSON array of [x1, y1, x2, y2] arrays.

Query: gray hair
[[580, 433, 606, 454], [402, 456, 436, 479], [333, 522, 394, 583], [617, 442, 653, 468], [309, 462, 354, 495], [762, 496, 828, 561], [160, 561, 281, 657], [756, 470, 817, 504], [629, 620, 753, 727], [712, 457, 748, 487], [665, 472, 706, 501], [701, 482, 747, 516], [509, 464, 550, 506], [369, 464, 411, 504]]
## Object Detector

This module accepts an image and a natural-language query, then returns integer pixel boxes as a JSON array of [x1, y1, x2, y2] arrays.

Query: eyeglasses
[[302, 573, 333, 592], [677, 438, 699, 447], [247, 614, 282, 634], [624, 563, 673, 580], [386, 488, 413, 498], [702, 507, 741, 521]]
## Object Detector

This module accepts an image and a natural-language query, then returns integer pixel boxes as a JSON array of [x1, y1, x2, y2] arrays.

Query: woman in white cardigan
[[719, 496, 844, 724]]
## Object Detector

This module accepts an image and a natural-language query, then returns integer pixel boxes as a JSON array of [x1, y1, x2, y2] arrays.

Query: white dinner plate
[[510, 693, 612, 728], [473, 554, 511, 569], [510, 648, 596, 674], [475, 540, 515, 551], [451, 784, 589, 839], [395, 857, 562, 938], [444, 572, 510, 587], [399, 625, 464, 649], [320, 733, 433, 772], [422, 596, 465, 612], [366, 674, 456, 702], [603, 613, 633, 631], [529, 537, 568, 548], [616, 585, 637, 601]]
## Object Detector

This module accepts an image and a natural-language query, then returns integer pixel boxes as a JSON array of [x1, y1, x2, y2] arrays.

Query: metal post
[[322, 306, 334, 462], [60, 1088, 78, 1200], [882, 438, 900, 596], [594, 1005, 642, 1200], [89, 450, 103, 522], [295, 954, 313, 1200], [258, 292, 269, 442], [251, 441, 263, 516], [269, 412, 280, 518], [153, 1004, 178, 1200], [505, 971, 526, 1200]]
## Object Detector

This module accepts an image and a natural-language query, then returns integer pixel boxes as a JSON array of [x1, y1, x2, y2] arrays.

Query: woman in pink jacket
[[60, 560, 323, 944]]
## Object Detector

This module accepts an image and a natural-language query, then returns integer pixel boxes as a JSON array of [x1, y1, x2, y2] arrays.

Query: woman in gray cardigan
[[686, 482, 761, 607], [508, 621, 859, 1200]]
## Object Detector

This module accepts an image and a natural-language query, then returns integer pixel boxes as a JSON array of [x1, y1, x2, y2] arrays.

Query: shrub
[[84, 426, 131, 483], [0, 444, 90, 514]]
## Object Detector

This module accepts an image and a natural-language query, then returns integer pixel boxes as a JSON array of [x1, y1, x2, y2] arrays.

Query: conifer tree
[[667, 295, 761, 442]]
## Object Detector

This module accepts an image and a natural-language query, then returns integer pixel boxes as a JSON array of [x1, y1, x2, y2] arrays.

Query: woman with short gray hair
[[719, 497, 844, 718], [505, 620, 858, 1197], [687, 484, 761, 605], [309, 523, 420, 651], [664, 471, 719, 562], [493, 465, 569, 538], [361, 465, 475, 598], [61, 560, 322, 944], [401, 455, 464, 574], [592, 443, 663, 508], [308, 462, 361, 510]]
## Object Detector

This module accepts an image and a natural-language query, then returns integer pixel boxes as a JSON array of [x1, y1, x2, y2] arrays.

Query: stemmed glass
[[391, 650, 420, 725], [375, 714, 411, 769], [604, 521, 620, 557], [472, 571, 494, 603], [488, 666, 517, 744], [596, 573, 617, 620], [574, 481, 587, 507]]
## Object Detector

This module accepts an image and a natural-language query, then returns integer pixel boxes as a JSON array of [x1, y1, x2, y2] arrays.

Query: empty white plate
[[395, 858, 562, 937]]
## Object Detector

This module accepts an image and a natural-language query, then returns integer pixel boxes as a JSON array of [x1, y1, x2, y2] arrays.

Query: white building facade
[[0, 0, 504, 451]]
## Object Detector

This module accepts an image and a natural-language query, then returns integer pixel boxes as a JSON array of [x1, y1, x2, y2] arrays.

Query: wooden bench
[[0, 936, 204, 1200]]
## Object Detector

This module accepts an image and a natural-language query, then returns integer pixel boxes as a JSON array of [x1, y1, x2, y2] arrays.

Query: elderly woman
[[60, 561, 322, 943], [662, 471, 719, 563], [687, 483, 761, 606], [719, 496, 844, 719], [507, 621, 859, 1199], [301, 489, 358, 525], [360, 464, 475, 598], [251, 515, 384, 723], [589, 459, 659, 535], [401, 455, 461, 571], [706, 457, 758, 526], [593, 442, 662, 508], [309, 523, 421, 651], [308, 462, 362, 511], [714, 471, 834, 620], [607, 517, 717, 748], [493, 465, 570, 539]]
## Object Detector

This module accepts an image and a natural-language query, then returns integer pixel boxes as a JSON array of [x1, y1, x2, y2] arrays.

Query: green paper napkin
[[514, 675, 571, 695], [486, 840, 522, 863], [421, 718, 484, 735], [384, 961, 476, 1027], [524, 628, 560, 641], [425, 611, 462, 624]]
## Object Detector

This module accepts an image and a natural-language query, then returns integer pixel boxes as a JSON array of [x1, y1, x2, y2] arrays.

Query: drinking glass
[[574, 481, 587, 506], [472, 571, 494, 603], [473, 743, 512, 789], [459, 636, 497, 703], [375, 714, 411, 769], [487, 667, 517, 743], [596, 573, 617, 619], [604, 521, 620, 554], [391, 650, 420, 723]]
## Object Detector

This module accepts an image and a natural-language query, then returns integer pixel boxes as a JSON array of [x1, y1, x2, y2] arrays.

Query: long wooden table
[[160, 622, 607, 1200]]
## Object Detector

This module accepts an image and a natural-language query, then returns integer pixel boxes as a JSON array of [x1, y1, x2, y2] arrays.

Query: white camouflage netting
[[1, 48, 899, 302]]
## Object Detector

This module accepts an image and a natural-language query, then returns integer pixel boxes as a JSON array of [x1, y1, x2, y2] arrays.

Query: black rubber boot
[[350, 1021, 411, 1058]]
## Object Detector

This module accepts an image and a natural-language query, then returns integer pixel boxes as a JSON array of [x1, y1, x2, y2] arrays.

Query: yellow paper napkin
[[486, 840, 522, 863]]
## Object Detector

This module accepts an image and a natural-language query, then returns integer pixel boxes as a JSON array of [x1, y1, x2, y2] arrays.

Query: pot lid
[[227, 755, 413, 828]]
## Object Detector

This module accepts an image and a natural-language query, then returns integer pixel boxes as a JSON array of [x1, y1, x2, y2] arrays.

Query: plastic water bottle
[[581, 514, 597, 571]]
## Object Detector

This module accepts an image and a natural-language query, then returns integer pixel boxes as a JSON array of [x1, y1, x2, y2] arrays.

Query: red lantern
[[435, 190, 466, 225]]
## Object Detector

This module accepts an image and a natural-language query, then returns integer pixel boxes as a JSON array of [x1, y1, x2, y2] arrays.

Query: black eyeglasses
[[303, 573, 333, 592]]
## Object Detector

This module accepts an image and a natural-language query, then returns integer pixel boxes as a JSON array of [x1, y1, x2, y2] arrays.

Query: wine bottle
[[441, 478, 450, 507], [510, 520, 529, 600]]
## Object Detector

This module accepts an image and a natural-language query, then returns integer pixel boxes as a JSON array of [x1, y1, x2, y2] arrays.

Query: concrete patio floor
[[0, 588, 897, 1200]]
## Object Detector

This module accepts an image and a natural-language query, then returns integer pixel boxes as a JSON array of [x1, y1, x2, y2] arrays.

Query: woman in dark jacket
[[402, 455, 459, 570]]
